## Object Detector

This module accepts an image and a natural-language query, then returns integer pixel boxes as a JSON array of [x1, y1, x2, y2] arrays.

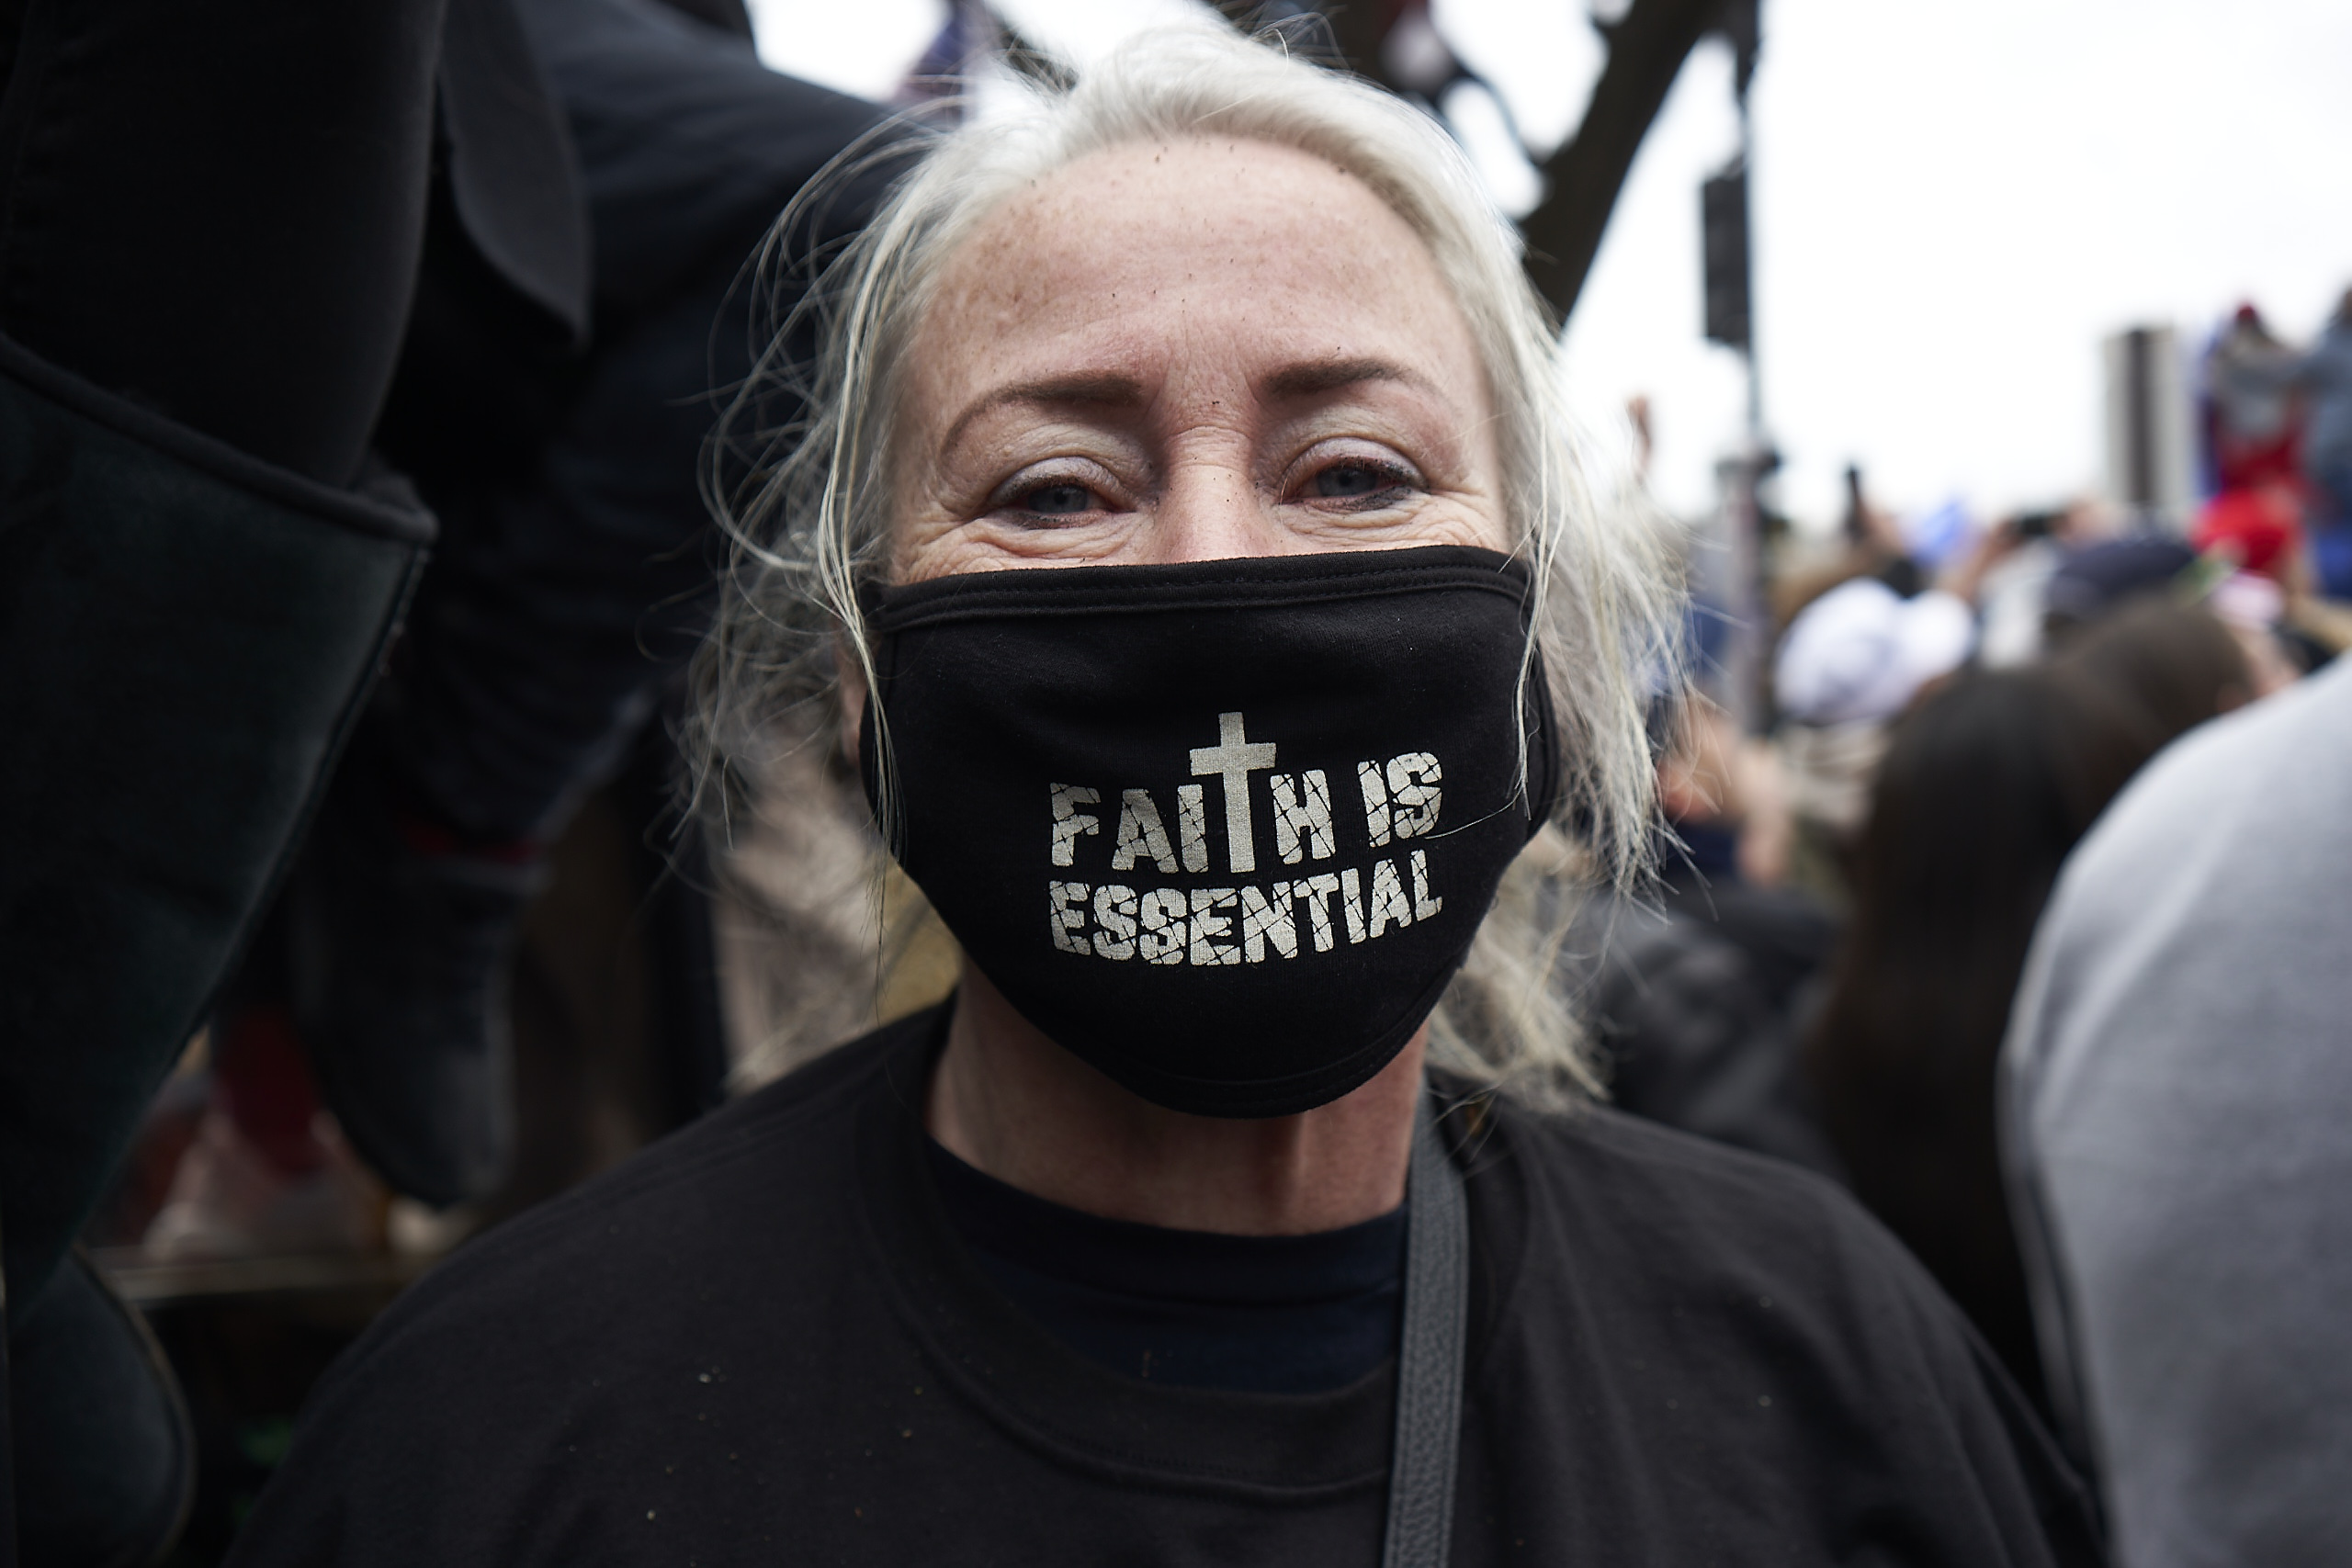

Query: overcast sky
[[746, 0, 2352, 529]]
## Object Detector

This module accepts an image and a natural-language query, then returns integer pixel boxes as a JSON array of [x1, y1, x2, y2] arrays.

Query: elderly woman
[[231, 25, 2096, 1566]]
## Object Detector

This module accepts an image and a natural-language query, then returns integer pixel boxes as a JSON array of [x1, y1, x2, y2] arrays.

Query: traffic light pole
[[1704, 86, 1773, 733], [1733, 99, 1771, 733]]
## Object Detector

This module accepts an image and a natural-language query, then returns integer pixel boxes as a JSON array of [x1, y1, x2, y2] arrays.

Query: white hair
[[696, 18, 1679, 1101]]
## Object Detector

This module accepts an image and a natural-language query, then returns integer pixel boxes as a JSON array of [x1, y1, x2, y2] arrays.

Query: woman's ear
[[836, 637, 867, 770]]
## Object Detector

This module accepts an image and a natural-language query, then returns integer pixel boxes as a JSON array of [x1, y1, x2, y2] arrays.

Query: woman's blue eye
[[1018, 480, 1095, 515], [1314, 462, 1408, 501]]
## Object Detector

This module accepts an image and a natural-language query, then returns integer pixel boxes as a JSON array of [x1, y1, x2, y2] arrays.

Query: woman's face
[[894, 136, 1509, 582]]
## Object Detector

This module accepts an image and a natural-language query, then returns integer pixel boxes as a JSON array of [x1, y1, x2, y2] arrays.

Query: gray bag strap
[[1382, 1096, 1471, 1568]]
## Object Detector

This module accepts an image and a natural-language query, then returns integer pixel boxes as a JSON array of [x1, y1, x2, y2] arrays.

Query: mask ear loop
[[1498, 535, 1562, 840], [1517, 640, 1564, 834]]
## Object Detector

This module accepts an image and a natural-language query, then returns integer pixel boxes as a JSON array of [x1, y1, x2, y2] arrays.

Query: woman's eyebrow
[[942, 373, 1146, 454], [1259, 356, 1430, 400]]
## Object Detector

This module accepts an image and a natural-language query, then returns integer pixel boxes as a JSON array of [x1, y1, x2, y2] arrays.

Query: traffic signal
[[1702, 163, 1749, 352]]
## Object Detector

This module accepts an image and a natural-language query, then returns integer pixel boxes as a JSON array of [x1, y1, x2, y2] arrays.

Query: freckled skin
[[893, 136, 1508, 581], [876, 138, 1506, 1235]]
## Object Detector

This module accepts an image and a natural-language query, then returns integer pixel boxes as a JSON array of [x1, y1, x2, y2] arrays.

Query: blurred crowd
[[2198, 294, 2352, 600], [1575, 312, 2352, 1559]]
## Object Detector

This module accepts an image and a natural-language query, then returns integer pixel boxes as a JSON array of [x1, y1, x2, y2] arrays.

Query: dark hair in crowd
[[2056, 598, 2251, 749], [1804, 668, 2154, 1415]]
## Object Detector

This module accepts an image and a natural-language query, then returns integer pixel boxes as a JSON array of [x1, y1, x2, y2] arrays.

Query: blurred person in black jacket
[[1573, 691, 1843, 1179], [1, 0, 458, 1555], [0, 0, 901, 1552], [170, 0, 908, 1240]]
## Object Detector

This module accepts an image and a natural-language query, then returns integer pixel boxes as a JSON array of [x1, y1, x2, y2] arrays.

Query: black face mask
[[861, 545, 1558, 1119]]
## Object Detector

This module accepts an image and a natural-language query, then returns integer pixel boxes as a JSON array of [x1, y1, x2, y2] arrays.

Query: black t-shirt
[[924, 1137, 1406, 1393], [227, 1007, 2099, 1566]]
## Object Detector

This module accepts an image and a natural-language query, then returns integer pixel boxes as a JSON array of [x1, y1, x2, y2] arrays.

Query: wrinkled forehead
[[899, 135, 1491, 425]]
